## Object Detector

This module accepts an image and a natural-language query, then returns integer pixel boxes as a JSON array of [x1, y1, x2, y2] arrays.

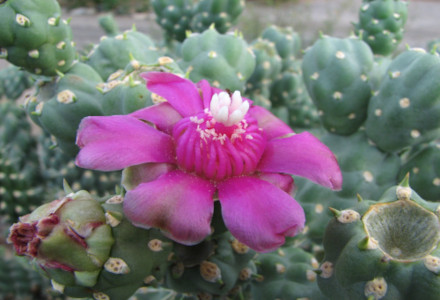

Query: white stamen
[[210, 91, 249, 126], [217, 106, 229, 123]]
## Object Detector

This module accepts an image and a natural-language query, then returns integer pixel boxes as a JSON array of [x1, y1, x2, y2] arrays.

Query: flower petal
[[130, 102, 183, 134], [257, 132, 342, 190], [76, 115, 175, 171], [123, 170, 215, 245], [248, 106, 294, 140], [141, 72, 203, 117], [198, 79, 216, 109], [122, 163, 176, 190], [257, 172, 295, 195], [218, 176, 305, 252]]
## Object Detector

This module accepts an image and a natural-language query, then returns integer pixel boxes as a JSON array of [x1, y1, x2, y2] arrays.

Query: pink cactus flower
[[75, 72, 342, 252]]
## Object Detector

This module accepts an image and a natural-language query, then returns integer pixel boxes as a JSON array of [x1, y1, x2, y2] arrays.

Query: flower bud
[[8, 190, 114, 287]]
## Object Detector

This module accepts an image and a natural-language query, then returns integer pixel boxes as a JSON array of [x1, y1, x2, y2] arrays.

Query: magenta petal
[[258, 132, 343, 190], [141, 72, 203, 117], [218, 176, 305, 252], [197, 79, 215, 109], [122, 163, 176, 190], [258, 172, 295, 195], [248, 106, 294, 140], [130, 102, 182, 134], [123, 170, 215, 245], [75, 115, 175, 171]]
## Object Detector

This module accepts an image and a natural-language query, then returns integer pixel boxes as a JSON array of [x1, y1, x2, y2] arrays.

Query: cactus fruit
[[318, 177, 440, 299], [85, 29, 161, 81], [365, 48, 440, 153], [25, 62, 104, 156], [302, 35, 374, 135], [249, 246, 326, 300], [8, 190, 115, 290], [261, 25, 302, 71], [398, 141, 440, 201], [180, 27, 256, 91], [190, 0, 245, 34], [0, 64, 33, 100], [151, 0, 195, 42], [8, 190, 173, 300], [0, 0, 76, 76], [354, 0, 408, 56]]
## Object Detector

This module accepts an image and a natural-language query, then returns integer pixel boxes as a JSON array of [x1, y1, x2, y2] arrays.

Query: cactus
[[84, 28, 161, 81], [0, 64, 33, 100], [165, 231, 256, 298], [368, 56, 392, 94], [261, 25, 302, 71], [365, 48, 440, 153], [398, 141, 440, 201], [190, 0, 245, 34], [302, 35, 374, 135], [0, 245, 63, 300], [317, 177, 440, 299], [39, 133, 121, 199], [151, 0, 195, 42], [269, 64, 321, 129], [0, 101, 45, 222], [25, 62, 104, 156], [8, 190, 115, 290], [0, 0, 76, 76], [8, 189, 173, 300], [245, 38, 282, 108], [295, 130, 401, 243], [249, 246, 326, 300], [427, 38, 440, 54], [354, 0, 408, 56], [98, 14, 120, 36], [180, 27, 256, 91]]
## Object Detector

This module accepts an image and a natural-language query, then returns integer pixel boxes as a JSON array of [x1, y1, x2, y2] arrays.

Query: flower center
[[210, 91, 250, 126], [173, 92, 265, 181]]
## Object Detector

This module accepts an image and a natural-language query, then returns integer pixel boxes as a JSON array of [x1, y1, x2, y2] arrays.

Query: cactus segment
[[180, 27, 255, 91], [25, 62, 104, 156], [365, 49, 440, 153], [85, 30, 161, 81], [354, 0, 408, 56], [302, 36, 374, 135], [0, 0, 76, 76]]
